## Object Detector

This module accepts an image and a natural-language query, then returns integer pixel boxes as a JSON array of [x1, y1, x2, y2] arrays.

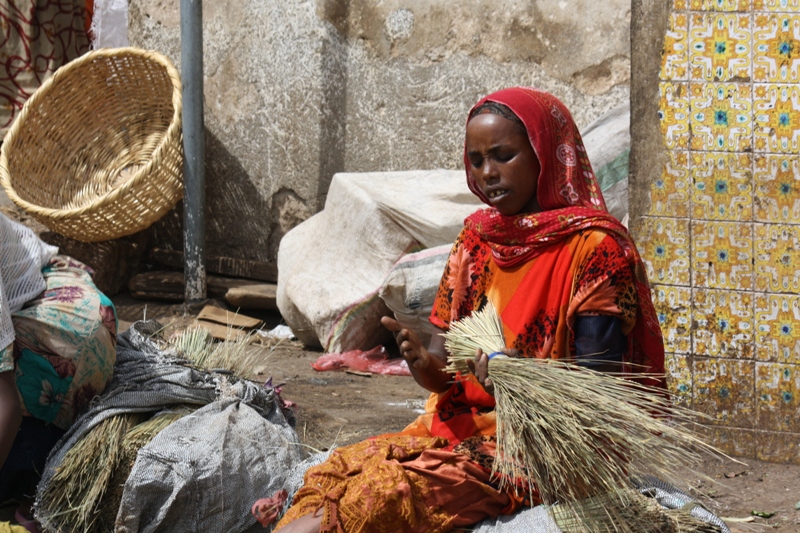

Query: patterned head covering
[[464, 87, 606, 213]]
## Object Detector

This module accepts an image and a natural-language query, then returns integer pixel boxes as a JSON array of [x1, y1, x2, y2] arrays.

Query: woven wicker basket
[[0, 47, 184, 242]]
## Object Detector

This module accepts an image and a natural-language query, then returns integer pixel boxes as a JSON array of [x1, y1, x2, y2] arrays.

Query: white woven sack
[[581, 102, 630, 224], [277, 170, 482, 351], [378, 244, 451, 348]]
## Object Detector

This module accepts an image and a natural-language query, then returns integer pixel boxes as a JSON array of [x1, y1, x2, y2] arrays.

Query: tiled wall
[[647, 0, 800, 463]]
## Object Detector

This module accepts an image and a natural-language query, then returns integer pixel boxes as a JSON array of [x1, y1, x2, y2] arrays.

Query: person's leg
[[0, 370, 22, 482], [0, 416, 65, 503]]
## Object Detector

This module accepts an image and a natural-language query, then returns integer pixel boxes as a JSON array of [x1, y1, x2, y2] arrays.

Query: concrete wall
[[129, 0, 632, 262], [631, 0, 800, 463]]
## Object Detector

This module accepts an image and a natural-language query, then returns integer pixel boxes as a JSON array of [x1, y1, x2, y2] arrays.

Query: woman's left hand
[[467, 347, 519, 396]]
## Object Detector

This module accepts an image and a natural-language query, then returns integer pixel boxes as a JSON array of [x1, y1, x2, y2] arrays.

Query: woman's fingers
[[476, 349, 488, 376], [472, 349, 494, 395], [382, 317, 412, 349], [380, 316, 401, 332]]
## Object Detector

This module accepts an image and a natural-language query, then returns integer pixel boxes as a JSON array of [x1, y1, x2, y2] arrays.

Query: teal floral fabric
[[9, 256, 117, 429]]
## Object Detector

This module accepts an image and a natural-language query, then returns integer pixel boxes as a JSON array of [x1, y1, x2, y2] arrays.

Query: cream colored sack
[[277, 170, 481, 351]]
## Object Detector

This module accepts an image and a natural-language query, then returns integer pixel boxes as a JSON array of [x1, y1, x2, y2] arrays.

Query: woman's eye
[[469, 156, 483, 168], [496, 153, 514, 163]]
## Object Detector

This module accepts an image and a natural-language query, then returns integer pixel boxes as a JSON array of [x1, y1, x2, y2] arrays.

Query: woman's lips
[[486, 188, 509, 202]]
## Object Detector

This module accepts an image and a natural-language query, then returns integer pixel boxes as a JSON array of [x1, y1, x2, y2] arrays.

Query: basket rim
[[0, 47, 183, 221]]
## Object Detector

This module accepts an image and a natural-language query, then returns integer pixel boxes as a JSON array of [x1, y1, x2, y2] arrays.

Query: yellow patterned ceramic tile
[[754, 14, 800, 83], [690, 14, 751, 81], [666, 354, 692, 408], [754, 84, 800, 152], [675, 0, 688, 8], [659, 82, 691, 149], [753, 155, 800, 223], [756, 362, 800, 432], [637, 217, 691, 286], [755, 293, 800, 363], [694, 425, 756, 458], [693, 356, 755, 426], [653, 285, 693, 354], [662, 13, 690, 81], [753, 0, 800, 12], [689, 83, 753, 151], [693, 289, 754, 358], [648, 151, 691, 217], [690, 0, 750, 9], [692, 221, 754, 289], [754, 223, 800, 292], [755, 430, 800, 464], [691, 152, 753, 221]]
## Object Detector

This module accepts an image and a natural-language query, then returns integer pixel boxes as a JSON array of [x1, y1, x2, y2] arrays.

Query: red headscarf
[[463, 87, 665, 384]]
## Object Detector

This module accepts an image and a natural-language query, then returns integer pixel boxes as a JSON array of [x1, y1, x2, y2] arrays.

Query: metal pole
[[181, 0, 206, 302]]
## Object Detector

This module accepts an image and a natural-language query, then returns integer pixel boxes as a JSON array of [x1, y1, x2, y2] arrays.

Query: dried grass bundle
[[551, 490, 724, 533], [96, 408, 195, 530], [443, 302, 725, 532], [551, 490, 674, 533], [171, 326, 253, 376], [38, 409, 193, 533], [38, 413, 144, 533]]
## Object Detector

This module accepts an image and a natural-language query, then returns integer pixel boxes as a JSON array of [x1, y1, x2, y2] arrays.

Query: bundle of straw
[[550, 490, 724, 533], [551, 490, 672, 533], [38, 413, 145, 533], [96, 408, 195, 530], [443, 302, 724, 532], [38, 409, 194, 533], [171, 326, 254, 376]]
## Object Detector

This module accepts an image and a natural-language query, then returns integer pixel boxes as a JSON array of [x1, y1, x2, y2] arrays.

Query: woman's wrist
[[410, 351, 451, 393]]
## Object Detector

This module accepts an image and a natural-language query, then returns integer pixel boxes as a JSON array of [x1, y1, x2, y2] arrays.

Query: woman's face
[[465, 112, 542, 216]]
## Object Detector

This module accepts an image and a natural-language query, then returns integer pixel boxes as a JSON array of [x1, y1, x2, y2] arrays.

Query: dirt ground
[[112, 295, 800, 533]]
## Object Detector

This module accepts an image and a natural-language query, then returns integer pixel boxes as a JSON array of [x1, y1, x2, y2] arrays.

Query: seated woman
[[0, 214, 117, 525], [273, 87, 665, 533]]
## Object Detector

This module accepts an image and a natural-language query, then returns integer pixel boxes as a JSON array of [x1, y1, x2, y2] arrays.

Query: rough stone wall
[[631, 0, 800, 463], [128, 0, 632, 262]]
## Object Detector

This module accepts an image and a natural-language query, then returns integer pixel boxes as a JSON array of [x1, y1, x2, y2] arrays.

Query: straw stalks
[[96, 408, 195, 530], [38, 409, 193, 533], [171, 325, 253, 376], [551, 490, 672, 533], [38, 413, 144, 533], [551, 490, 724, 533], [443, 302, 725, 532]]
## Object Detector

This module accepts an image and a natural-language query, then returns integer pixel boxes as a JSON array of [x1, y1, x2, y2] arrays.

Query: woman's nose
[[482, 160, 500, 182]]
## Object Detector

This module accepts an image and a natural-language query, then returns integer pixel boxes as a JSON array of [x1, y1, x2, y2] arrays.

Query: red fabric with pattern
[[0, 1, 89, 135]]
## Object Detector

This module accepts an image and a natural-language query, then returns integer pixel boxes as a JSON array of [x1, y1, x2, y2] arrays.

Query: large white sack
[[378, 244, 452, 348], [277, 170, 482, 351], [581, 102, 630, 224]]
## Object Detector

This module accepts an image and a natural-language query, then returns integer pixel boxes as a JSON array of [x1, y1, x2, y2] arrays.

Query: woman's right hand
[[380, 316, 430, 369]]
